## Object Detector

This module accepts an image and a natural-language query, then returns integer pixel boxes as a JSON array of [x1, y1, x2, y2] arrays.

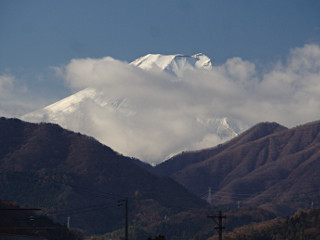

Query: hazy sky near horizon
[[1, 0, 320, 118]]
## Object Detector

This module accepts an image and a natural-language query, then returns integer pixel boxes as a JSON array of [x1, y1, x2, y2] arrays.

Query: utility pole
[[118, 198, 128, 240], [67, 216, 70, 229], [207, 187, 212, 205], [207, 211, 226, 240]]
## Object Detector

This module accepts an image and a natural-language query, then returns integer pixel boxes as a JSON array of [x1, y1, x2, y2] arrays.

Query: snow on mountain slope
[[26, 87, 133, 123], [22, 53, 245, 164], [130, 53, 212, 77]]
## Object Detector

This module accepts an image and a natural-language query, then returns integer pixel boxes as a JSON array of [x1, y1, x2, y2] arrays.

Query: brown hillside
[[154, 121, 320, 215], [0, 117, 205, 234], [154, 122, 287, 176]]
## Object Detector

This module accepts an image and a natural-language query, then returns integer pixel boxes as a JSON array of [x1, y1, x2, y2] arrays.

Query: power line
[[46, 203, 119, 216], [200, 187, 320, 198]]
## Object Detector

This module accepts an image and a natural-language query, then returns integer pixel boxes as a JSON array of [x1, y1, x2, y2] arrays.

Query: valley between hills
[[0, 117, 319, 239]]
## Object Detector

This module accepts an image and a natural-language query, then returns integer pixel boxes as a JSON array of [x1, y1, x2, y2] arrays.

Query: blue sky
[[2, 1, 320, 64], [1, 0, 320, 162], [0, 0, 320, 116]]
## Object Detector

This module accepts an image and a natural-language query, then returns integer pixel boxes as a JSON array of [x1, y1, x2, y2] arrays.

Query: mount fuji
[[22, 53, 246, 164], [131, 53, 212, 76]]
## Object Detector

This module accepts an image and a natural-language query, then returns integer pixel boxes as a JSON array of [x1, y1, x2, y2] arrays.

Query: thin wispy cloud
[[0, 74, 34, 117], [0, 74, 14, 96]]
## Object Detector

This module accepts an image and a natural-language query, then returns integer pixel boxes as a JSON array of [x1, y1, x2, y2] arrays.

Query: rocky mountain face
[[154, 121, 320, 215], [0, 117, 205, 234]]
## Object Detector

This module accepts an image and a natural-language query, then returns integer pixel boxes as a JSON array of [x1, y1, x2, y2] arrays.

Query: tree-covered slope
[[0, 117, 205, 235]]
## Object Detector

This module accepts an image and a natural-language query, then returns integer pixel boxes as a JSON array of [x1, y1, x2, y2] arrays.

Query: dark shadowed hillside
[[0, 117, 205, 235], [212, 207, 320, 240], [154, 121, 320, 215], [0, 198, 82, 240]]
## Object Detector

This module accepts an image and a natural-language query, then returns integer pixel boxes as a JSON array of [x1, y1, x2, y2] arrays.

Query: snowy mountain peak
[[130, 53, 213, 76], [21, 53, 245, 165]]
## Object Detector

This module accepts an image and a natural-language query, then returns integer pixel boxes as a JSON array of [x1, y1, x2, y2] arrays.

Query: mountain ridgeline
[[0, 117, 205, 235], [1, 117, 320, 238], [154, 121, 320, 216]]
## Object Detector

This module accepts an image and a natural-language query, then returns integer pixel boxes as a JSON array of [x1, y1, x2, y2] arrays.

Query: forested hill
[[154, 121, 320, 216], [213, 207, 320, 240], [0, 198, 82, 240], [0, 117, 205, 234]]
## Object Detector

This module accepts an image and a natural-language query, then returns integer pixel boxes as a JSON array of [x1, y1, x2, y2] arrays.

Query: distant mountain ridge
[[154, 120, 320, 215]]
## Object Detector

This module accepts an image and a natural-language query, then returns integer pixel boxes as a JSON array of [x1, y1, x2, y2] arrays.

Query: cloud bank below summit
[[63, 44, 320, 128], [22, 44, 320, 164]]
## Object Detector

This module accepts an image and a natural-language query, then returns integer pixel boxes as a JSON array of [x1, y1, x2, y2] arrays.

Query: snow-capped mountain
[[130, 53, 212, 77], [22, 53, 245, 164]]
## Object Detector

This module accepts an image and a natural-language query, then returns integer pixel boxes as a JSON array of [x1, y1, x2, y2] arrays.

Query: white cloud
[[25, 44, 320, 164], [251, 44, 320, 126], [0, 74, 24, 117], [0, 74, 14, 96], [0, 74, 43, 117]]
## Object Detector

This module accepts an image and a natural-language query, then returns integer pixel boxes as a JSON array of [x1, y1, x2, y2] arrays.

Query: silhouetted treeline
[[219, 208, 320, 240], [0, 198, 83, 240]]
